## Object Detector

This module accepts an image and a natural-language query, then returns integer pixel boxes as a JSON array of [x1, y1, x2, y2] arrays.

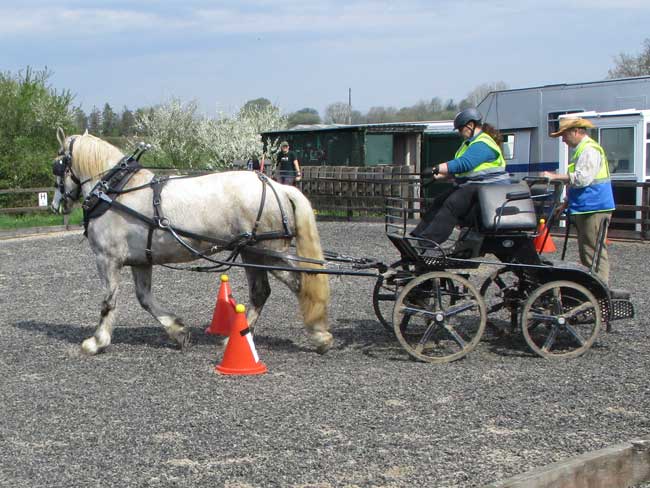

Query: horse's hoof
[[313, 332, 333, 355], [81, 337, 99, 355]]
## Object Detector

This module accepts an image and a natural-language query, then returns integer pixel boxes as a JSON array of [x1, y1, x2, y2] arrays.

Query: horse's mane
[[72, 134, 125, 178]]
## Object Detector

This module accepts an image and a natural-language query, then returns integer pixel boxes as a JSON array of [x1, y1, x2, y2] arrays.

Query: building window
[[548, 110, 584, 136], [501, 134, 515, 159], [601, 127, 635, 175]]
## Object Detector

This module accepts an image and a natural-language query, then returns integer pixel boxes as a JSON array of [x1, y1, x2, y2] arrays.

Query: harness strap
[[255, 172, 292, 239], [88, 169, 296, 265], [146, 176, 170, 263]]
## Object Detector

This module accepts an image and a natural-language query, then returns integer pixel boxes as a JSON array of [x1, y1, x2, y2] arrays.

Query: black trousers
[[412, 184, 479, 244]]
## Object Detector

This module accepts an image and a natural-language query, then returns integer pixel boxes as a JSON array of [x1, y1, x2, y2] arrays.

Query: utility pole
[[348, 88, 352, 124]]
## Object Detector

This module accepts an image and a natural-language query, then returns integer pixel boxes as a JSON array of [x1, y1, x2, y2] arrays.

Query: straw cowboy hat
[[550, 117, 595, 137]]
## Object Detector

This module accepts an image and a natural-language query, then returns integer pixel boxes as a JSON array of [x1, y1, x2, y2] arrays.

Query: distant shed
[[262, 121, 459, 173]]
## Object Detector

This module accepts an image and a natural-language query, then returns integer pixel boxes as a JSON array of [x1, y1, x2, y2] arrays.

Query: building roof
[[263, 120, 453, 135], [481, 75, 650, 99]]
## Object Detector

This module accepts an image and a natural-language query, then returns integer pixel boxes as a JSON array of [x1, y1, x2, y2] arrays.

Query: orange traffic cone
[[216, 304, 268, 376], [533, 218, 557, 253], [205, 274, 237, 336]]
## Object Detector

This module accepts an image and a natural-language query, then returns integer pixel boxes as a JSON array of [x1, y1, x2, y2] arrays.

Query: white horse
[[50, 129, 332, 355]]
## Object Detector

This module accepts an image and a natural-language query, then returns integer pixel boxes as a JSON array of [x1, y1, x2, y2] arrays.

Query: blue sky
[[2, 0, 649, 116]]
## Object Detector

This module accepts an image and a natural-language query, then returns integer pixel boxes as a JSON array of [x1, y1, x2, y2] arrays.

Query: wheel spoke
[[529, 312, 556, 323], [552, 287, 563, 315], [563, 301, 594, 320], [434, 278, 443, 310], [401, 305, 436, 318], [444, 300, 476, 318], [541, 325, 558, 352], [443, 323, 467, 349], [415, 322, 439, 354], [564, 324, 586, 347]]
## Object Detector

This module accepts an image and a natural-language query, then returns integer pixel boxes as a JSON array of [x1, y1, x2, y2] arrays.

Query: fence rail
[[2, 168, 649, 240]]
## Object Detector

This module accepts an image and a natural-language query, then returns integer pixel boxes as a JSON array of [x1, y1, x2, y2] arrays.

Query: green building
[[262, 121, 461, 173]]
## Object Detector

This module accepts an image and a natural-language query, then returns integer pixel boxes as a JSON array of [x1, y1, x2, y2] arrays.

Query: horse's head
[[51, 127, 83, 214]]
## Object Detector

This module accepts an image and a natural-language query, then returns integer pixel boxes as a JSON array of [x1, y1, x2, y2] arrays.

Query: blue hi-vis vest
[[567, 136, 615, 214]]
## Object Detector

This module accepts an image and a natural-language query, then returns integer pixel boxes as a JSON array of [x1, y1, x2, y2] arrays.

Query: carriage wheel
[[521, 280, 602, 359], [372, 261, 416, 333], [480, 268, 526, 334], [392, 272, 486, 363]]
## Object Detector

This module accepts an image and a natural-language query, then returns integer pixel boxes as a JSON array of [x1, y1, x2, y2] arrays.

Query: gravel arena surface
[[1, 222, 649, 488]]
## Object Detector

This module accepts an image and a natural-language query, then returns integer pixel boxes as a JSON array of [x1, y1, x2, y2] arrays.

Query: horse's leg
[[131, 265, 191, 350], [243, 266, 271, 332], [270, 266, 333, 354], [81, 255, 122, 355]]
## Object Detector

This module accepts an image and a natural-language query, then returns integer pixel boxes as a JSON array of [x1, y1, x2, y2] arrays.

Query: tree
[[0, 67, 74, 188], [119, 107, 136, 136], [460, 81, 509, 108], [199, 103, 287, 168], [366, 106, 398, 123], [133, 98, 204, 168], [350, 110, 365, 124], [287, 108, 321, 127], [444, 99, 457, 112], [324, 102, 351, 124], [242, 97, 272, 112], [72, 106, 88, 133], [608, 38, 650, 78], [101, 103, 117, 136], [87, 106, 102, 134]]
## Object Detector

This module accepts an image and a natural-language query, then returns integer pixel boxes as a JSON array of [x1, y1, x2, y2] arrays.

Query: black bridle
[[52, 137, 85, 205]]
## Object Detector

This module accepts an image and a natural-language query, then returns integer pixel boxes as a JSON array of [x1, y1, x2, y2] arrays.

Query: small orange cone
[[205, 275, 237, 336], [534, 218, 557, 253], [216, 304, 268, 376]]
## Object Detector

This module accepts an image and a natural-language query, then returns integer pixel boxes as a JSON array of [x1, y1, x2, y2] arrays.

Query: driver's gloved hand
[[421, 165, 440, 178]]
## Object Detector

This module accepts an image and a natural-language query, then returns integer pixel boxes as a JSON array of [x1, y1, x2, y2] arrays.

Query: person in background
[[541, 117, 615, 284], [412, 108, 510, 248], [275, 141, 301, 185], [247, 153, 265, 173]]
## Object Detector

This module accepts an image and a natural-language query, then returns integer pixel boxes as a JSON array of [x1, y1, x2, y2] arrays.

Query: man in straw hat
[[542, 117, 615, 284]]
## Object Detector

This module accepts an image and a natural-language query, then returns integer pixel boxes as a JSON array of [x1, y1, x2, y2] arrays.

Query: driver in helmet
[[412, 108, 510, 249]]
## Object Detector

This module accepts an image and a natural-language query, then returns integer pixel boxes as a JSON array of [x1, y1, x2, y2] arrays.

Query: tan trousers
[[573, 212, 612, 284]]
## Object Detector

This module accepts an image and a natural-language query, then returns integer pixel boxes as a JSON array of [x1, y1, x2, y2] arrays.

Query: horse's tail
[[283, 186, 330, 327]]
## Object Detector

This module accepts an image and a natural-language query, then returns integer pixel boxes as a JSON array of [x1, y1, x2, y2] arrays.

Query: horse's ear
[[83, 129, 89, 136], [56, 127, 66, 151]]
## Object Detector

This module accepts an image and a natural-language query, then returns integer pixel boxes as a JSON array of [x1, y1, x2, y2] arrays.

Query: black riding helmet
[[453, 108, 483, 130]]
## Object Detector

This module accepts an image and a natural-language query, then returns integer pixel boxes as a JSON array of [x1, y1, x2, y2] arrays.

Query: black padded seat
[[477, 183, 538, 232]]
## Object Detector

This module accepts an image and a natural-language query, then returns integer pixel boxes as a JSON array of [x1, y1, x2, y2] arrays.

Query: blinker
[[53, 158, 67, 177]]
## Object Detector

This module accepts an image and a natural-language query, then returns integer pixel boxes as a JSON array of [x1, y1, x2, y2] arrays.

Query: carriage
[[371, 179, 635, 363], [50, 131, 635, 363]]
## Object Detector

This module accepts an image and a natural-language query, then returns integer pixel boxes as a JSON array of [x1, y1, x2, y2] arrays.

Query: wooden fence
[[2, 170, 649, 240], [299, 165, 419, 218]]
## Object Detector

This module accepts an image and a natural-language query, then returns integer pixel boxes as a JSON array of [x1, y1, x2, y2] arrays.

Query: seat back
[[477, 183, 538, 232]]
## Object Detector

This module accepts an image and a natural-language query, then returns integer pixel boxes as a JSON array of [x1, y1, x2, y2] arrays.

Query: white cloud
[[0, 7, 187, 37]]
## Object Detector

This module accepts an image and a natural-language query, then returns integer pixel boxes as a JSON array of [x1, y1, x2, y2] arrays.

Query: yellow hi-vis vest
[[454, 131, 506, 179], [567, 136, 615, 214]]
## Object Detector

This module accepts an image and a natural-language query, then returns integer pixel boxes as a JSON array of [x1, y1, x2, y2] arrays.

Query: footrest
[[610, 299, 635, 321]]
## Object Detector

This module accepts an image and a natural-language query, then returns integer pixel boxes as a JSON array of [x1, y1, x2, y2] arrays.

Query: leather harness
[[82, 157, 294, 264]]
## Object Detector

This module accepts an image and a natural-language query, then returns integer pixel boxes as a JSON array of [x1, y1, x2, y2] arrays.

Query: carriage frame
[[369, 177, 635, 363]]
